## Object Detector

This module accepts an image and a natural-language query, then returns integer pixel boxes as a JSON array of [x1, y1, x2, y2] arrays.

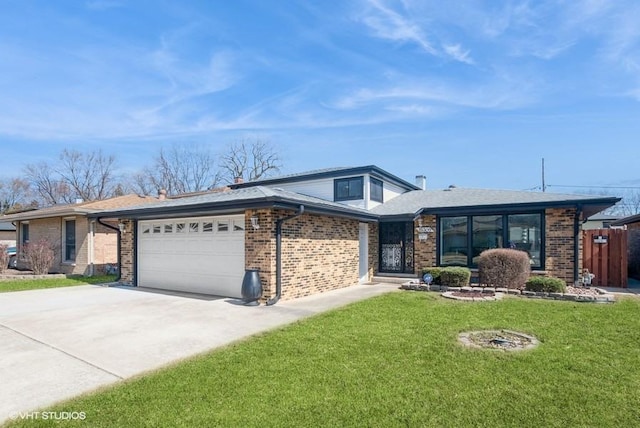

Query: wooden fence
[[582, 228, 628, 287]]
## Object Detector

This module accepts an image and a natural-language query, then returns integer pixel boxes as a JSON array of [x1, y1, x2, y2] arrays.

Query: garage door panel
[[137, 215, 245, 297]]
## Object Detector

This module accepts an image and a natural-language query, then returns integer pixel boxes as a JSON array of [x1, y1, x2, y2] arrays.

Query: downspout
[[88, 221, 95, 276], [97, 217, 121, 282], [573, 205, 583, 285], [266, 205, 305, 306]]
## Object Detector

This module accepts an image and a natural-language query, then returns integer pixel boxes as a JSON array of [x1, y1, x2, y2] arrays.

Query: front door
[[379, 221, 414, 273]]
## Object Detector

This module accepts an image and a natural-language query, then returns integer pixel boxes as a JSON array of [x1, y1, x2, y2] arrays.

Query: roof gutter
[[266, 205, 305, 306], [97, 217, 122, 282]]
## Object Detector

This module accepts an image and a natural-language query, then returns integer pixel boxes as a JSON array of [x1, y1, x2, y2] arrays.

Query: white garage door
[[137, 215, 245, 297]]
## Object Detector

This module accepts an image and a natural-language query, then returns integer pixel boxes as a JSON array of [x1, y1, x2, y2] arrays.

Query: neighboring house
[[581, 213, 621, 230], [94, 166, 620, 302], [611, 214, 640, 279], [611, 213, 640, 230], [0, 221, 16, 247], [0, 195, 157, 275]]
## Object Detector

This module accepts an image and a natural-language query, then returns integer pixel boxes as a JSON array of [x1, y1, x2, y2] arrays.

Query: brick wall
[[368, 222, 378, 281], [245, 209, 361, 301], [545, 208, 578, 283], [119, 219, 135, 285], [92, 222, 119, 273], [413, 215, 437, 273], [244, 209, 277, 299]]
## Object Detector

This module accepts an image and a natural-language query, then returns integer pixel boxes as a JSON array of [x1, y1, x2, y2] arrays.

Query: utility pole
[[541, 158, 546, 192]]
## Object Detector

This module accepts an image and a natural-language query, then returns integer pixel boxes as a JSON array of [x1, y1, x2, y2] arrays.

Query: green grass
[[0, 275, 117, 293], [8, 293, 640, 427]]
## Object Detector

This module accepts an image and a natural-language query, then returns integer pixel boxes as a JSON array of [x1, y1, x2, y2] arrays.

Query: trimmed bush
[[421, 267, 443, 284], [477, 248, 531, 289], [525, 276, 567, 293], [440, 267, 471, 287]]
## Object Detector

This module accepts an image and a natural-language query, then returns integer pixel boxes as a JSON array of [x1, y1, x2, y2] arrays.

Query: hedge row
[[422, 267, 471, 287]]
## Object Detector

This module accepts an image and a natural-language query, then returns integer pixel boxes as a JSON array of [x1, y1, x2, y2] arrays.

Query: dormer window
[[370, 177, 383, 203], [334, 176, 364, 201]]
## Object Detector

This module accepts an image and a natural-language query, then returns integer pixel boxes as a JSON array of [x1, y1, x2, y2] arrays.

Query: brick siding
[[245, 209, 361, 301], [413, 215, 437, 273], [405, 210, 579, 284], [119, 220, 135, 285], [545, 208, 578, 284]]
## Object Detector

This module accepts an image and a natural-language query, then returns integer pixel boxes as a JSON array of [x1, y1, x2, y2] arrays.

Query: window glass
[[64, 219, 76, 262], [335, 177, 364, 201], [472, 215, 503, 264], [164, 224, 173, 233], [440, 216, 468, 266], [189, 222, 199, 233], [233, 220, 245, 231], [217, 220, 229, 232], [203, 222, 213, 232], [142, 225, 151, 234], [152, 224, 161, 234], [176, 223, 186, 233], [370, 178, 383, 203], [21, 223, 30, 244], [508, 214, 542, 267]]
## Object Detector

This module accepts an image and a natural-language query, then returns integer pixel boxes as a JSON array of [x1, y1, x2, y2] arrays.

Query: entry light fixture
[[250, 216, 260, 230], [118, 223, 126, 233]]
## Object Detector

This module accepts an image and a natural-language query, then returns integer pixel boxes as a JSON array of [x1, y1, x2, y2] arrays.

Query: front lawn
[[0, 275, 117, 293], [8, 293, 640, 427]]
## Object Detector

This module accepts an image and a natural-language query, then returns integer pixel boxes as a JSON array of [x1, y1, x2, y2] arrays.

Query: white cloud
[[442, 44, 474, 64], [359, 0, 474, 64], [360, 0, 437, 54]]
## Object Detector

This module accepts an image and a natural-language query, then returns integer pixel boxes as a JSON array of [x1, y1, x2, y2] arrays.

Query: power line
[[547, 184, 640, 190]]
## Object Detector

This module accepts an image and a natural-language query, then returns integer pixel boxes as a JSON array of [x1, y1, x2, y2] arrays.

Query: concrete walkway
[[0, 283, 399, 423]]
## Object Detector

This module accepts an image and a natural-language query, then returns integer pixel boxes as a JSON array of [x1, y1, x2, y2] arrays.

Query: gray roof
[[372, 187, 621, 218], [93, 186, 378, 221], [586, 213, 620, 221], [611, 213, 640, 226], [230, 165, 420, 191], [0, 221, 16, 232]]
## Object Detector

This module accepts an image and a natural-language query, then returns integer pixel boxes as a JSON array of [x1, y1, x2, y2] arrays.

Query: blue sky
[[1, 0, 639, 192]]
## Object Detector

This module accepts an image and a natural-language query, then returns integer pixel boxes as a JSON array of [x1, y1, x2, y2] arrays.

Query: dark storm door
[[379, 222, 414, 273]]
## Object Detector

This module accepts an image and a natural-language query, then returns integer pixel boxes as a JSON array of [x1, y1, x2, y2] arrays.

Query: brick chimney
[[158, 189, 167, 200], [234, 176, 244, 184]]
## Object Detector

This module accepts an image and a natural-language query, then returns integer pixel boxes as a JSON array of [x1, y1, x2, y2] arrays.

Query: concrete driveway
[[0, 283, 397, 422]]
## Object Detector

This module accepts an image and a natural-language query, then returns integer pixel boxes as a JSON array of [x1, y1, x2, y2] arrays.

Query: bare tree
[[139, 144, 220, 196], [24, 162, 71, 205], [0, 177, 31, 213], [57, 149, 116, 201], [24, 148, 119, 205], [219, 138, 281, 184]]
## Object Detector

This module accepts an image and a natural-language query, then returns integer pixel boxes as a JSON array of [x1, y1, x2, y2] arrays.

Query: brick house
[[94, 166, 619, 302], [1, 194, 157, 275], [611, 214, 640, 279]]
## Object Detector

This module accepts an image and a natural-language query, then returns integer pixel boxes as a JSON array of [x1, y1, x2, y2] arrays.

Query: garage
[[137, 215, 245, 297]]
